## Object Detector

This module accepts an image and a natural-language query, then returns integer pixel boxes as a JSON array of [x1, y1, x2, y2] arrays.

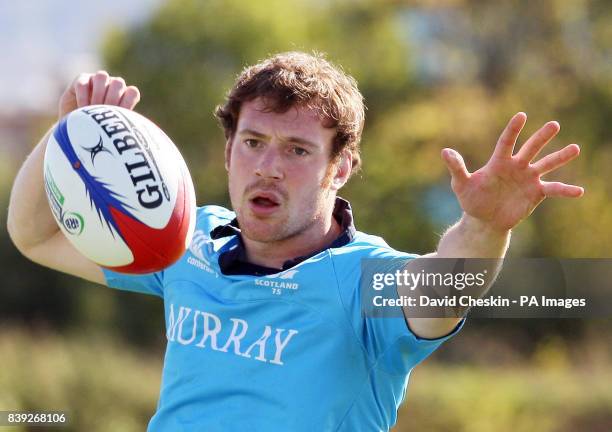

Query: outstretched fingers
[[516, 121, 560, 165], [535, 143, 583, 198], [442, 148, 470, 185], [541, 181, 584, 198], [532, 144, 580, 175], [492, 112, 527, 160]]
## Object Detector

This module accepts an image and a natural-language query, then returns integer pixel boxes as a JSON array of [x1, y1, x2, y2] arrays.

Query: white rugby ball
[[43, 105, 196, 274]]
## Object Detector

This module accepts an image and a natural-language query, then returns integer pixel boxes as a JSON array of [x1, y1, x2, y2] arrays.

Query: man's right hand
[[58, 71, 141, 120]]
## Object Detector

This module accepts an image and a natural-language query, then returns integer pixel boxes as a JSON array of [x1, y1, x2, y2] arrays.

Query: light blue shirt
[[102, 205, 465, 431]]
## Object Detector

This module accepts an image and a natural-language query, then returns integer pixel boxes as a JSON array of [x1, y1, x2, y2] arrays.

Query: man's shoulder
[[197, 204, 235, 221], [184, 204, 236, 263], [328, 232, 418, 308], [350, 231, 392, 248], [329, 231, 418, 268], [195, 204, 236, 232]]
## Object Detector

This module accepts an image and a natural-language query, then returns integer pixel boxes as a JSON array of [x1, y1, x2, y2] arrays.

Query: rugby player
[[7, 51, 583, 431]]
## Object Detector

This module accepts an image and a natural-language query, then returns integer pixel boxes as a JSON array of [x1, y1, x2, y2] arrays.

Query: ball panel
[[105, 170, 192, 274]]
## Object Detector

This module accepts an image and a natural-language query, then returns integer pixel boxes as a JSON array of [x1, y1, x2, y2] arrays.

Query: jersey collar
[[210, 197, 356, 276]]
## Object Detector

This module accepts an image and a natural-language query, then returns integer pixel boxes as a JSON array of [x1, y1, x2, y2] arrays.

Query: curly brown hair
[[215, 51, 365, 175]]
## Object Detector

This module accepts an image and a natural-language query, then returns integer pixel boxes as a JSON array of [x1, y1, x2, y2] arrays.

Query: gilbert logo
[[82, 136, 112, 165], [81, 106, 169, 209], [255, 270, 300, 295]]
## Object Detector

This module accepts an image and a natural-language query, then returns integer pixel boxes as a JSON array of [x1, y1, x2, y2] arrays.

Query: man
[[7, 52, 583, 431]]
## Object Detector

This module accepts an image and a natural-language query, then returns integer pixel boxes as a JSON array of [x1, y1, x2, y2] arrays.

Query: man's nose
[[255, 147, 284, 180]]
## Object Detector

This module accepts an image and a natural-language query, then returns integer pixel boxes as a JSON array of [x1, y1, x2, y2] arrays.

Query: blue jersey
[[102, 205, 464, 431]]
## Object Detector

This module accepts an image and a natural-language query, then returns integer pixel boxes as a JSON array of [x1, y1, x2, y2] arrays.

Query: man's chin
[[240, 227, 287, 243], [238, 217, 289, 243]]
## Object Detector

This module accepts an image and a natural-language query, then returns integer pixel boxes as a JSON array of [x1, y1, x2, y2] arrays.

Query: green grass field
[[398, 363, 612, 431], [1, 326, 610, 431]]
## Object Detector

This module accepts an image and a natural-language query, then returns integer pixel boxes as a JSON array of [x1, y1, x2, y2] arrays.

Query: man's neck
[[242, 214, 342, 270]]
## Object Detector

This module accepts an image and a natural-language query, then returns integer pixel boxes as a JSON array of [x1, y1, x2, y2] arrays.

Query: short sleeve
[[376, 315, 465, 374], [332, 237, 465, 375], [102, 267, 165, 298]]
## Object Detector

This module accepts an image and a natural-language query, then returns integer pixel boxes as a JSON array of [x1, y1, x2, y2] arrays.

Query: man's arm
[[403, 215, 510, 339], [6, 71, 140, 284], [403, 113, 584, 339], [7, 128, 105, 284]]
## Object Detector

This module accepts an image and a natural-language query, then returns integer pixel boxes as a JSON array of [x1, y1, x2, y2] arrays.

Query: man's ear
[[224, 138, 232, 171], [330, 151, 352, 191]]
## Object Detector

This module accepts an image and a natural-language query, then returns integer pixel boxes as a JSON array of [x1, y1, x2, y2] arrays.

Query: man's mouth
[[248, 192, 282, 215], [251, 196, 279, 207]]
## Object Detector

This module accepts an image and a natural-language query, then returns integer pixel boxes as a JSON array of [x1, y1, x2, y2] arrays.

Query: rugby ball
[[43, 105, 196, 274]]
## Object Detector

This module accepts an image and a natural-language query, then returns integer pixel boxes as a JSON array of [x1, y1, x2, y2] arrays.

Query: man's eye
[[292, 147, 309, 156], [245, 139, 260, 148]]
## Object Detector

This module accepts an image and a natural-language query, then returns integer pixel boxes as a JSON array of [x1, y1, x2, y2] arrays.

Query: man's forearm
[[430, 212, 510, 314], [7, 129, 59, 254], [401, 213, 510, 339], [435, 213, 511, 259]]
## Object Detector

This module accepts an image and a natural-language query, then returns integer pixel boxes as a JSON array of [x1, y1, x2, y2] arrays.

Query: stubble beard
[[236, 195, 324, 244], [230, 162, 338, 244], [235, 184, 334, 245]]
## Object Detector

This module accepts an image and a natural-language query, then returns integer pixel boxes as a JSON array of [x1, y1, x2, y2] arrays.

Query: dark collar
[[210, 197, 356, 276]]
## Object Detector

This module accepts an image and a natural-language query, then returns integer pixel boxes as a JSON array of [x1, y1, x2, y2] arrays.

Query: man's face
[[226, 98, 347, 243]]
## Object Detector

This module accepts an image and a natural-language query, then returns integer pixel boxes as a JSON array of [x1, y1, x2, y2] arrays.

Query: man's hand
[[441, 112, 584, 232], [404, 113, 584, 339], [58, 71, 140, 120]]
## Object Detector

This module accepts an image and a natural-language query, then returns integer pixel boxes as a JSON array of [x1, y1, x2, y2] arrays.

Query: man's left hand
[[441, 112, 584, 232]]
